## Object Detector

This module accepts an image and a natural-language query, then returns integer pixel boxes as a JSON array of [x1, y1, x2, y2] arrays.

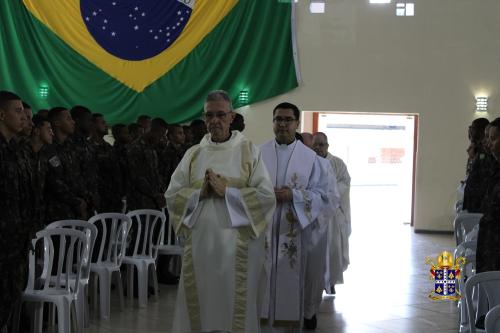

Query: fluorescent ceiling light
[[310, 1, 325, 13], [370, 0, 392, 4]]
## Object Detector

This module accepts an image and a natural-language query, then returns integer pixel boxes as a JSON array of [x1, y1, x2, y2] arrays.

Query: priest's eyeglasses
[[273, 116, 297, 124], [204, 112, 231, 120]]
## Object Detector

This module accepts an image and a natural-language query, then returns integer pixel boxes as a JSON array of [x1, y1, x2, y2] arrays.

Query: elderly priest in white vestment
[[312, 132, 351, 294], [260, 102, 329, 333], [165, 90, 276, 333]]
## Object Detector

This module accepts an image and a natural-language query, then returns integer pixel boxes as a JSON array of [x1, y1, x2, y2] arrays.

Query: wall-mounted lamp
[[476, 96, 488, 112], [238, 90, 249, 105], [38, 82, 49, 100], [310, 0, 325, 13]]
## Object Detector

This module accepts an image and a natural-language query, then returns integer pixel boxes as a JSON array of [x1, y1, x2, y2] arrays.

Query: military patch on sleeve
[[49, 156, 61, 168]]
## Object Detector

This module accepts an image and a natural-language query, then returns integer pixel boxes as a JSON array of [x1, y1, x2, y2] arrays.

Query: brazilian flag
[[0, 0, 298, 123]]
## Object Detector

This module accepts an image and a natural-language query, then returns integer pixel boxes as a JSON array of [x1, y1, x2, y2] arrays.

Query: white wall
[[239, 0, 500, 231]]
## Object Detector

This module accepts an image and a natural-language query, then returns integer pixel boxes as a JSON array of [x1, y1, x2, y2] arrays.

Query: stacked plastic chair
[[45, 220, 97, 332], [465, 271, 500, 333], [14, 228, 88, 333], [124, 209, 166, 308], [88, 213, 130, 319]]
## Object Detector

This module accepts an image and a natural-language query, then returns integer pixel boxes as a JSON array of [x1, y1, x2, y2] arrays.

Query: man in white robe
[[260, 103, 329, 332], [165, 90, 275, 333], [302, 156, 340, 328], [312, 132, 351, 294]]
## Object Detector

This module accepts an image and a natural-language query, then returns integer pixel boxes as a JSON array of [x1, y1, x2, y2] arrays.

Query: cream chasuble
[[324, 152, 351, 289], [165, 131, 275, 333], [259, 139, 328, 331]]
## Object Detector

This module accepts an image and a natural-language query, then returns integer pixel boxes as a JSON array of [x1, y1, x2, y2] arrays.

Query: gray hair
[[313, 131, 328, 143], [205, 90, 233, 111]]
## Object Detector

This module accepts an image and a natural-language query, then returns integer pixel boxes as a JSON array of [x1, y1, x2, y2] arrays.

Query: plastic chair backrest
[[486, 304, 500, 333], [454, 213, 483, 245], [465, 271, 500, 333], [126, 209, 166, 260], [88, 213, 130, 266], [454, 241, 477, 261], [45, 220, 97, 281], [27, 228, 87, 295]]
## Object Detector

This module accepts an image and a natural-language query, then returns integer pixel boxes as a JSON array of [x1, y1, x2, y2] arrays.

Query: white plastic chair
[[465, 271, 500, 333], [485, 304, 500, 333], [155, 209, 184, 257], [88, 213, 130, 319], [45, 220, 97, 332], [14, 228, 87, 333], [454, 213, 483, 246], [124, 209, 166, 308], [455, 250, 476, 332]]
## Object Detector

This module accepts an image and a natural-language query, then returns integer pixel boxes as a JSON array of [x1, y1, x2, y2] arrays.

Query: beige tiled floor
[[83, 186, 459, 332], [82, 224, 458, 333]]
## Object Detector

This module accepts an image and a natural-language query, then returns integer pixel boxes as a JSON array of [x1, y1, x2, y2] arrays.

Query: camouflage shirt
[[72, 134, 99, 210], [476, 159, 500, 272], [463, 146, 496, 213], [158, 142, 185, 190], [90, 139, 122, 212], [45, 138, 87, 222], [126, 138, 164, 210], [113, 142, 129, 200]]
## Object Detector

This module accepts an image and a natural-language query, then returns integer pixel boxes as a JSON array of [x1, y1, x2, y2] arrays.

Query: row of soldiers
[[0, 90, 223, 330]]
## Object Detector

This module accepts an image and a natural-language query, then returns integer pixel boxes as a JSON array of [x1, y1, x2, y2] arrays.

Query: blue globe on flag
[[80, 0, 194, 61]]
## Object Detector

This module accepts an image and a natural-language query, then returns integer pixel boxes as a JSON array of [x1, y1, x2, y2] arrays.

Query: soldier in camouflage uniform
[[463, 118, 494, 212], [70, 106, 100, 212], [0, 91, 28, 330], [476, 117, 500, 274], [112, 123, 132, 210], [160, 124, 186, 188], [90, 113, 122, 212], [128, 123, 144, 143], [126, 123, 166, 211], [46, 107, 88, 221], [19, 115, 54, 229], [157, 124, 186, 284], [151, 118, 169, 192]]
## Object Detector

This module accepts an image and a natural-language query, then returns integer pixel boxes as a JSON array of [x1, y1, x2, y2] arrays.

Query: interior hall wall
[[237, 0, 500, 231]]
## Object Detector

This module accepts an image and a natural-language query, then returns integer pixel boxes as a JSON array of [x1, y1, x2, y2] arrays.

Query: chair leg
[[83, 284, 90, 328], [71, 300, 79, 333], [137, 262, 149, 308], [127, 264, 134, 301], [75, 286, 85, 333], [114, 270, 125, 311], [151, 264, 160, 302], [92, 274, 99, 314], [33, 302, 43, 333], [98, 272, 112, 320], [55, 299, 71, 333]]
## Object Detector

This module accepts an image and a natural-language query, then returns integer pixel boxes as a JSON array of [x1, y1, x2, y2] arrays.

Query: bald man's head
[[301, 132, 313, 148], [312, 132, 329, 157]]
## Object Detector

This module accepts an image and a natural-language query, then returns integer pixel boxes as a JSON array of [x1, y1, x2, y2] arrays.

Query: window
[[396, 2, 414, 16]]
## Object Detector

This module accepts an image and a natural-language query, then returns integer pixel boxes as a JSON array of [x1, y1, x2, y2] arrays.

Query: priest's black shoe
[[304, 315, 317, 330]]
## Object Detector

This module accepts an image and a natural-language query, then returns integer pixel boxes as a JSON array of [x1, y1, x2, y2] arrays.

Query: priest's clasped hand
[[200, 169, 227, 199], [274, 186, 293, 203]]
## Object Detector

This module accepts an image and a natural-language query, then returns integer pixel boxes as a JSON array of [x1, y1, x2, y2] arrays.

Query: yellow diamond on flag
[[23, 0, 238, 92]]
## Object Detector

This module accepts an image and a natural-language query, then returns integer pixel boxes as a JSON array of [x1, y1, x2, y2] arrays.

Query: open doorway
[[303, 112, 418, 228]]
